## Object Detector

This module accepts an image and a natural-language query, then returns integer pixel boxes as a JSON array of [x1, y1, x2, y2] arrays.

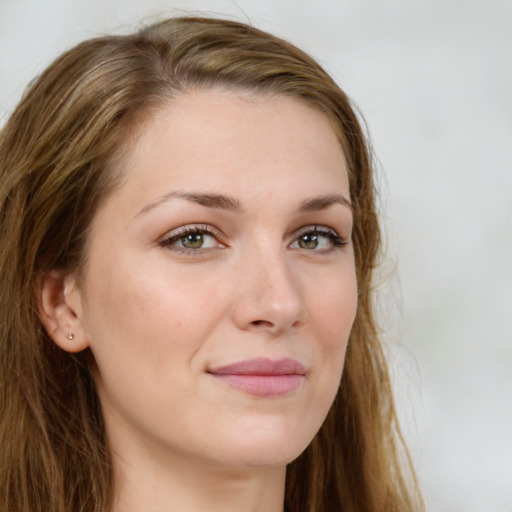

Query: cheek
[[286, 265, 356, 451], [81, 258, 231, 371], [308, 265, 357, 392], [311, 267, 358, 346], [79, 260, 225, 427]]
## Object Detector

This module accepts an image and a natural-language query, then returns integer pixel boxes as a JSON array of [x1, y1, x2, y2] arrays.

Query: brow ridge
[[137, 191, 243, 216], [137, 191, 352, 217], [298, 194, 353, 212]]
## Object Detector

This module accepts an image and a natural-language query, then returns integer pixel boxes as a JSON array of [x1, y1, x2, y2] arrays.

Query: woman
[[0, 16, 422, 512]]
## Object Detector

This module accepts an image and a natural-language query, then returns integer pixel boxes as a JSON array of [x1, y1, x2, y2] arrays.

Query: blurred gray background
[[1, 1, 511, 510]]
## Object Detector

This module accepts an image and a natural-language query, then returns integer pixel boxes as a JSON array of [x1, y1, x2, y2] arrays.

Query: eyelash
[[158, 224, 348, 254], [293, 225, 349, 250], [158, 224, 223, 254]]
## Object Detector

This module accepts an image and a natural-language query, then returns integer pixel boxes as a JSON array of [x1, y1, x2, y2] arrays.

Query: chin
[[209, 417, 315, 468], [219, 445, 306, 469]]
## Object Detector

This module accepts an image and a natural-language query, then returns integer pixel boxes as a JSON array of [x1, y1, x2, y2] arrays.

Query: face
[[72, 90, 357, 470]]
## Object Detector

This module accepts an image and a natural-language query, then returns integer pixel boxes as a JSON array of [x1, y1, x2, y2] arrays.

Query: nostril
[[250, 320, 273, 328]]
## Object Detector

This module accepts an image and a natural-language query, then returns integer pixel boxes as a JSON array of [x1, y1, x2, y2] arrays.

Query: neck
[[111, 448, 287, 512]]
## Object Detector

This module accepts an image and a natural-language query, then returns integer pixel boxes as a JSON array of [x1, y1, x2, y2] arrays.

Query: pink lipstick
[[207, 358, 306, 397]]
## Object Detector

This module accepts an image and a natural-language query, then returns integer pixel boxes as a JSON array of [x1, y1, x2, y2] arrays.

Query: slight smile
[[207, 358, 307, 398]]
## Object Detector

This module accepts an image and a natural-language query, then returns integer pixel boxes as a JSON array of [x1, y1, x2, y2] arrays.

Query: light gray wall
[[1, 1, 511, 510]]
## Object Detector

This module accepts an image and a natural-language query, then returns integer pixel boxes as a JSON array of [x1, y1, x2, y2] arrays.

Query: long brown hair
[[0, 16, 423, 512]]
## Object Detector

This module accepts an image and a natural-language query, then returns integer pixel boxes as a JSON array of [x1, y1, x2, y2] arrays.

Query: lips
[[207, 358, 306, 397]]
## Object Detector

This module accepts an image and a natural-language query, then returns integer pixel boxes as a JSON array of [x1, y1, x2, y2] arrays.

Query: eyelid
[[290, 225, 349, 249], [158, 224, 225, 251], [293, 224, 338, 237], [157, 223, 349, 255]]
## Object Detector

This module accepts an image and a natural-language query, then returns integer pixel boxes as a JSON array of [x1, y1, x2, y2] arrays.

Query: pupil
[[300, 234, 318, 249], [183, 233, 203, 248]]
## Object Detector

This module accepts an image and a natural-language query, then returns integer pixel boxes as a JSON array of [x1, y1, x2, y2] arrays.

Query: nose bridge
[[232, 236, 308, 333]]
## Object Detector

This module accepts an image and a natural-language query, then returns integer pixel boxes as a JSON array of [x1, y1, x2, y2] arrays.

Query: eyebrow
[[137, 191, 244, 216], [136, 191, 352, 217], [298, 194, 353, 212]]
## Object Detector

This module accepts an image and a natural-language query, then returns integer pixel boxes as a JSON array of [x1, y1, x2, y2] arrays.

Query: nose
[[231, 246, 309, 335]]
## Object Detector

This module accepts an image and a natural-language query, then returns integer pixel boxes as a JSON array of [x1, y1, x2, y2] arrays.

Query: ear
[[36, 270, 90, 353]]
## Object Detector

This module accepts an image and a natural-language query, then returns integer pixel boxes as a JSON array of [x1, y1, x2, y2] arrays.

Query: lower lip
[[210, 374, 304, 397]]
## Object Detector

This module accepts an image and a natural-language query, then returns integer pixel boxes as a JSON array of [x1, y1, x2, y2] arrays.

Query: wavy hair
[[0, 16, 423, 512]]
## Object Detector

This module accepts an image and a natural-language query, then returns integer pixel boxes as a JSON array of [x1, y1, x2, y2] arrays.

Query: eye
[[176, 232, 217, 250], [159, 225, 224, 253], [290, 226, 348, 251]]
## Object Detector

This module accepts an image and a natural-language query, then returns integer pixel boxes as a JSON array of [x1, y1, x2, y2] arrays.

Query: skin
[[40, 90, 357, 512]]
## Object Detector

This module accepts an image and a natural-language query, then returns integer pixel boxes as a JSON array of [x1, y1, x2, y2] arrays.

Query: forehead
[[109, 89, 350, 214]]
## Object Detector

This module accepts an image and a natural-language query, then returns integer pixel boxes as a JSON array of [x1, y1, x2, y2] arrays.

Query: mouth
[[207, 358, 306, 397]]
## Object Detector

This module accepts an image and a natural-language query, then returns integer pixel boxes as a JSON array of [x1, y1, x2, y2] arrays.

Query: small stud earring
[[66, 333, 74, 340]]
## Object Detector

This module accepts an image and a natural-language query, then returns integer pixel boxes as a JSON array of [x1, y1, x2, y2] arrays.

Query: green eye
[[160, 226, 222, 252], [298, 233, 318, 249], [291, 226, 347, 251], [180, 233, 205, 249]]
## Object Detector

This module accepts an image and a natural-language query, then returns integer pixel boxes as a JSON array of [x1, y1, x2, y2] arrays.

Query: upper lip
[[207, 357, 306, 376]]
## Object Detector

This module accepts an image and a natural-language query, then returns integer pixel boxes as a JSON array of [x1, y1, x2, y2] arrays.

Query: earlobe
[[36, 270, 90, 353]]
